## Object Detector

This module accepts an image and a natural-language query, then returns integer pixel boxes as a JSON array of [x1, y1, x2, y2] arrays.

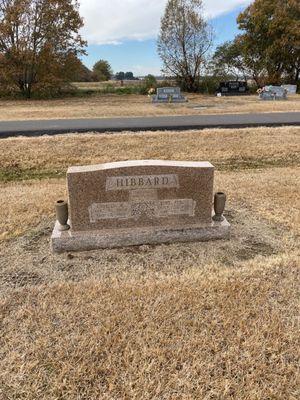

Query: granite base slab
[[51, 218, 230, 253]]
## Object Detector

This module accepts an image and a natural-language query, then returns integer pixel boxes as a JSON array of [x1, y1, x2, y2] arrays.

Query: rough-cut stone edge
[[51, 218, 231, 253]]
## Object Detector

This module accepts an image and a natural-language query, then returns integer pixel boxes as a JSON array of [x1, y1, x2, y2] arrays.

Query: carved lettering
[[106, 174, 179, 191], [116, 178, 123, 188], [89, 199, 196, 222]]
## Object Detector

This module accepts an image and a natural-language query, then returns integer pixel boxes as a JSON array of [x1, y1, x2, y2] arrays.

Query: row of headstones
[[152, 84, 297, 103]]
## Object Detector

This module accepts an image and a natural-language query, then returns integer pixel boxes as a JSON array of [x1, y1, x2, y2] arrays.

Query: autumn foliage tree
[[158, 0, 213, 92], [212, 0, 300, 86], [0, 0, 86, 97], [237, 0, 300, 85]]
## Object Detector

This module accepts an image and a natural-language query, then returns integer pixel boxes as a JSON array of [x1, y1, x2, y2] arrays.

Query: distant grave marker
[[216, 81, 249, 96], [51, 160, 230, 252], [281, 84, 297, 94], [152, 87, 187, 103], [259, 86, 287, 100]]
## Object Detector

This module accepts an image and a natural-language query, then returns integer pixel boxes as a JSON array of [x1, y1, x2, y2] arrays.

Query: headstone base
[[51, 217, 230, 253]]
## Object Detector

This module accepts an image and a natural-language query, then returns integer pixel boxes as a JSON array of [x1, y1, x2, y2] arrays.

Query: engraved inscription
[[89, 199, 196, 222], [106, 174, 179, 191], [89, 202, 131, 222], [156, 199, 195, 218]]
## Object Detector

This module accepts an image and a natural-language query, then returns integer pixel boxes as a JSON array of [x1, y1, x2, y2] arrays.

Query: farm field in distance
[[0, 126, 299, 399], [0, 91, 299, 121]]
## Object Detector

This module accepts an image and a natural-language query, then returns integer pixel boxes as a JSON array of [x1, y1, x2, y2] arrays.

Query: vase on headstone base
[[55, 200, 70, 231], [213, 192, 226, 222]]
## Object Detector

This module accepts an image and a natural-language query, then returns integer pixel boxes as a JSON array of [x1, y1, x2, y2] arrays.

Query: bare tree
[[157, 0, 213, 92]]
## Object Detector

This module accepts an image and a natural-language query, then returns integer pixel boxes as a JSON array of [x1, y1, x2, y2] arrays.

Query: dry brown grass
[[1, 126, 299, 175], [0, 179, 66, 240], [0, 93, 299, 121], [0, 127, 299, 399], [1, 255, 299, 399]]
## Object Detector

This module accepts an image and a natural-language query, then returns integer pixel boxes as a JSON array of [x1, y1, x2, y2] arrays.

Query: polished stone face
[[67, 160, 214, 232]]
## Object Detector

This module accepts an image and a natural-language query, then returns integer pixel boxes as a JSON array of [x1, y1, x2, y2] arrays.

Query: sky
[[79, 0, 252, 76]]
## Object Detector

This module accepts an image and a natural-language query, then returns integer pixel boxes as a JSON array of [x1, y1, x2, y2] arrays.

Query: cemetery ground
[[0, 93, 299, 121], [0, 126, 300, 399]]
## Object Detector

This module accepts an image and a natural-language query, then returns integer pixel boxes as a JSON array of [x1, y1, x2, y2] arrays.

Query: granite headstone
[[259, 85, 287, 100], [51, 160, 230, 252], [152, 87, 187, 103]]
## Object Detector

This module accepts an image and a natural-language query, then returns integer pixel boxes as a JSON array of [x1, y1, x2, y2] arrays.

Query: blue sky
[[80, 1, 251, 76]]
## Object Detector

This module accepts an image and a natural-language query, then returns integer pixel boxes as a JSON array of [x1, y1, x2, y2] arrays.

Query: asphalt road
[[0, 112, 299, 138]]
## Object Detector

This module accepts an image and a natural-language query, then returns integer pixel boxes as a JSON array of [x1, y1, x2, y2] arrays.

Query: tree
[[0, 0, 86, 98], [72, 59, 93, 82], [92, 59, 113, 81], [211, 41, 248, 81], [124, 72, 134, 80], [115, 71, 125, 81], [143, 74, 157, 89], [210, 38, 268, 86], [236, 0, 300, 85], [157, 0, 213, 92]]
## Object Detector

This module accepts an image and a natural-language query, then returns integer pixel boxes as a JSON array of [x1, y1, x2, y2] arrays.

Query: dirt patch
[[0, 270, 43, 288], [236, 237, 277, 261]]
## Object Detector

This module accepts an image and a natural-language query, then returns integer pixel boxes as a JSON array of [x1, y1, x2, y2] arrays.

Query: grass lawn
[[0, 93, 299, 121], [0, 126, 299, 399]]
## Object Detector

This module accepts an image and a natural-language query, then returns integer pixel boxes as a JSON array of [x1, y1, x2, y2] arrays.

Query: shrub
[[143, 75, 157, 89]]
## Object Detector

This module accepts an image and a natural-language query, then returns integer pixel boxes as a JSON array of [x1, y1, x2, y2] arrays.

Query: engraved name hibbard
[[106, 174, 179, 191], [89, 174, 197, 222]]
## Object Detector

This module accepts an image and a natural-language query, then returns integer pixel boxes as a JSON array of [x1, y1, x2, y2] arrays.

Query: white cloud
[[203, 0, 251, 19], [80, 0, 252, 45]]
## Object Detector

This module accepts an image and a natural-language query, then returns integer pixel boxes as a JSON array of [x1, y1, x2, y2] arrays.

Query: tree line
[[76, 60, 139, 83], [0, 0, 299, 98]]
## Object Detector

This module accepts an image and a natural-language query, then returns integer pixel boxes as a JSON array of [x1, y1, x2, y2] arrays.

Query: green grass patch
[[214, 155, 300, 171], [0, 168, 66, 182]]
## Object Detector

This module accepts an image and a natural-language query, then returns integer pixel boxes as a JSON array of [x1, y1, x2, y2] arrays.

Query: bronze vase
[[55, 200, 70, 231], [213, 192, 226, 222]]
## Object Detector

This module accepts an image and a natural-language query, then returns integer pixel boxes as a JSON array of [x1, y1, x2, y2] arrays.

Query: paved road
[[0, 112, 299, 138]]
